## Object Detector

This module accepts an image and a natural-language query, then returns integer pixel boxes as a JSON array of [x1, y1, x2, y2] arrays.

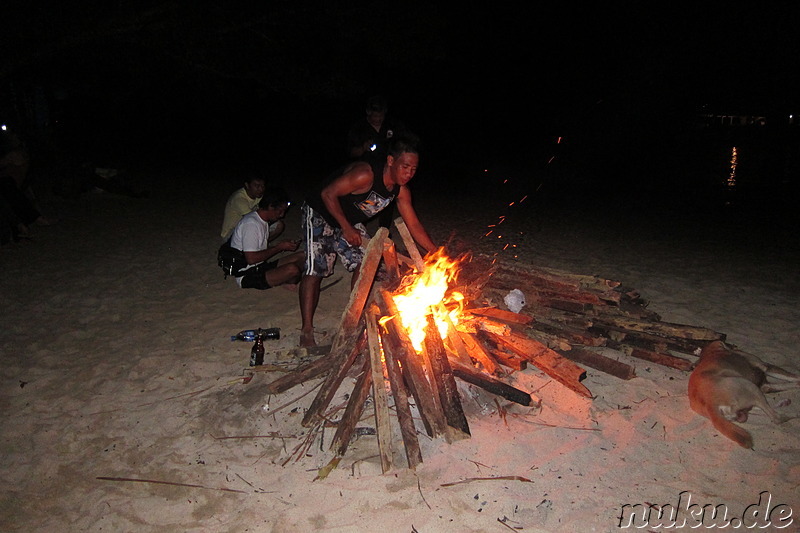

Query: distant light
[[1, 124, 6, 131]]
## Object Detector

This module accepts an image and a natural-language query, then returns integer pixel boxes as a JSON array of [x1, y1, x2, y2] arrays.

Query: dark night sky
[[2, 2, 799, 192]]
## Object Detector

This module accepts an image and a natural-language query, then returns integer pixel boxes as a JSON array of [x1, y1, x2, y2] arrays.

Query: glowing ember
[[391, 248, 466, 352]]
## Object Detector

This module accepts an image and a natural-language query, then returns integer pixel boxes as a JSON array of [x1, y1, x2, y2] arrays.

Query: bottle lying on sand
[[231, 328, 281, 342]]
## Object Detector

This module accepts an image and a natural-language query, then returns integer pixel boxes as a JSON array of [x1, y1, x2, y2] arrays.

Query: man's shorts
[[301, 203, 369, 278], [236, 260, 279, 290]]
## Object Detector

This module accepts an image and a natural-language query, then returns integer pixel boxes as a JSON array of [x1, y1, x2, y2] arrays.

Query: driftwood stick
[[96, 476, 247, 494], [393, 216, 425, 270], [381, 321, 423, 469], [377, 289, 447, 439], [366, 304, 393, 473], [330, 358, 373, 457], [424, 314, 470, 442]]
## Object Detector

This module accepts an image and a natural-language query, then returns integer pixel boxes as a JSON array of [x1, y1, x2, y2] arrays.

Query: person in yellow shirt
[[220, 175, 284, 242]]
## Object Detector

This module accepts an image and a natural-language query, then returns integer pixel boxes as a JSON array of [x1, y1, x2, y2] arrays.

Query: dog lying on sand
[[688, 340, 800, 449]]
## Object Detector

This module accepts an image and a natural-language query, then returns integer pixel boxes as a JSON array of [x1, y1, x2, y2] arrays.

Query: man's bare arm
[[395, 186, 437, 254]]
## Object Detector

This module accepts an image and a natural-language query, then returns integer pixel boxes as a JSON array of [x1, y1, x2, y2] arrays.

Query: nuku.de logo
[[618, 490, 793, 529]]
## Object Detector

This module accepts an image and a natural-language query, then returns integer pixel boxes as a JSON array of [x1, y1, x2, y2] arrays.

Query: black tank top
[[305, 157, 397, 227]]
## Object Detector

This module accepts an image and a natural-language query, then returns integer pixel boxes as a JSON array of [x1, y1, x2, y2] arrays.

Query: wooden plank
[[381, 324, 423, 469], [438, 304, 473, 366], [393, 217, 425, 270], [382, 238, 400, 283], [329, 227, 389, 354], [458, 330, 500, 375], [301, 325, 366, 427], [424, 314, 470, 442], [487, 347, 528, 371], [527, 321, 607, 347], [481, 330, 592, 398], [558, 348, 637, 380], [590, 315, 725, 342], [366, 305, 392, 473], [466, 306, 534, 325], [331, 358, 373, 457]]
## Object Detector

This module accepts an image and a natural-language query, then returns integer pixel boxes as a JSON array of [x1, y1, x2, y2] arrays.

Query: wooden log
[[557, 348, 637, 380], [424, 314, 470, 442], [366, 305, 392, 473], [393, 217, 425, 271], [329, 227, 389, 354], [381, 323, 423, 469], [449, 359, 539, 407], [331, 358, 373, 457], [376, 289, 448, 439], [481, 330, 592, 398], [301, 324, 366, 427], [623, 346, 695, 372]]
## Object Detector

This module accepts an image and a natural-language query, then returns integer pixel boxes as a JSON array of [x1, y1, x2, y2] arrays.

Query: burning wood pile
[[263, 221, 726, 473]]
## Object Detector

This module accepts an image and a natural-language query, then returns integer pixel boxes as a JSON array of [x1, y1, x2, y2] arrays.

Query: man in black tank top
[[299, 134, 438, 347]]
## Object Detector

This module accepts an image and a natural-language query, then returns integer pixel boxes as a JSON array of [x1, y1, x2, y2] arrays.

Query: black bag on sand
[[217, 239, 247, 278]]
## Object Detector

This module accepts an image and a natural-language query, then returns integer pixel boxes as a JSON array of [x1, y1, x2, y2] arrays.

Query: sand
[[1, 168, 799, 532]]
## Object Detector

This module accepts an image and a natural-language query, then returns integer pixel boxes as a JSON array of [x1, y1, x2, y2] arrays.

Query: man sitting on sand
[[230, 187, 305, 290], [299, 134, 438, 347], [220, 174, 284, 242]]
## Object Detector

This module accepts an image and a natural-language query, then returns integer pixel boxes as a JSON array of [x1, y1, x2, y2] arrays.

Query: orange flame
[[392, 248, 466, 352]]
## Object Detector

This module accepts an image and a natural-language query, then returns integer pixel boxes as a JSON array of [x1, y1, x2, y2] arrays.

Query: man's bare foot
[[300, 330, 316, 347]]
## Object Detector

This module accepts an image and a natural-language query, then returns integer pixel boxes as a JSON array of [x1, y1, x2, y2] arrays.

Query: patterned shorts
[[301, 203, 370, 277]]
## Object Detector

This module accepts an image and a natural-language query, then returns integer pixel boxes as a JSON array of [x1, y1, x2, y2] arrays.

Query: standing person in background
[[346, 95, 407, 230], [220, 174, 284, 242], [346, 95, 405, 161], [0, 129, 53, 242], [299, 134, 437, 347]]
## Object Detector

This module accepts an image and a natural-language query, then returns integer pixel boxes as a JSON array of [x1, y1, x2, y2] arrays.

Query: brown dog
[[688, 340, 800, 448]]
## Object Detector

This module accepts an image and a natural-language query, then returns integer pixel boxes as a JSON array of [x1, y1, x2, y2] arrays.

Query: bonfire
[[260, 221, 725, 475]]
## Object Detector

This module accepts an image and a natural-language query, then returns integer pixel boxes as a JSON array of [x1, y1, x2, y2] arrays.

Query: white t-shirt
[[230, 211, 270, 287]]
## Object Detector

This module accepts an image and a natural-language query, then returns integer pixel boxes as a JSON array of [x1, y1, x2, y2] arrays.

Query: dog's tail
[[709, 409, 754, 449]]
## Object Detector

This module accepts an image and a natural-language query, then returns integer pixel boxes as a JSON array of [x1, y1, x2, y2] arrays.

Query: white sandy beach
[[1, 166, 799, 532]]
